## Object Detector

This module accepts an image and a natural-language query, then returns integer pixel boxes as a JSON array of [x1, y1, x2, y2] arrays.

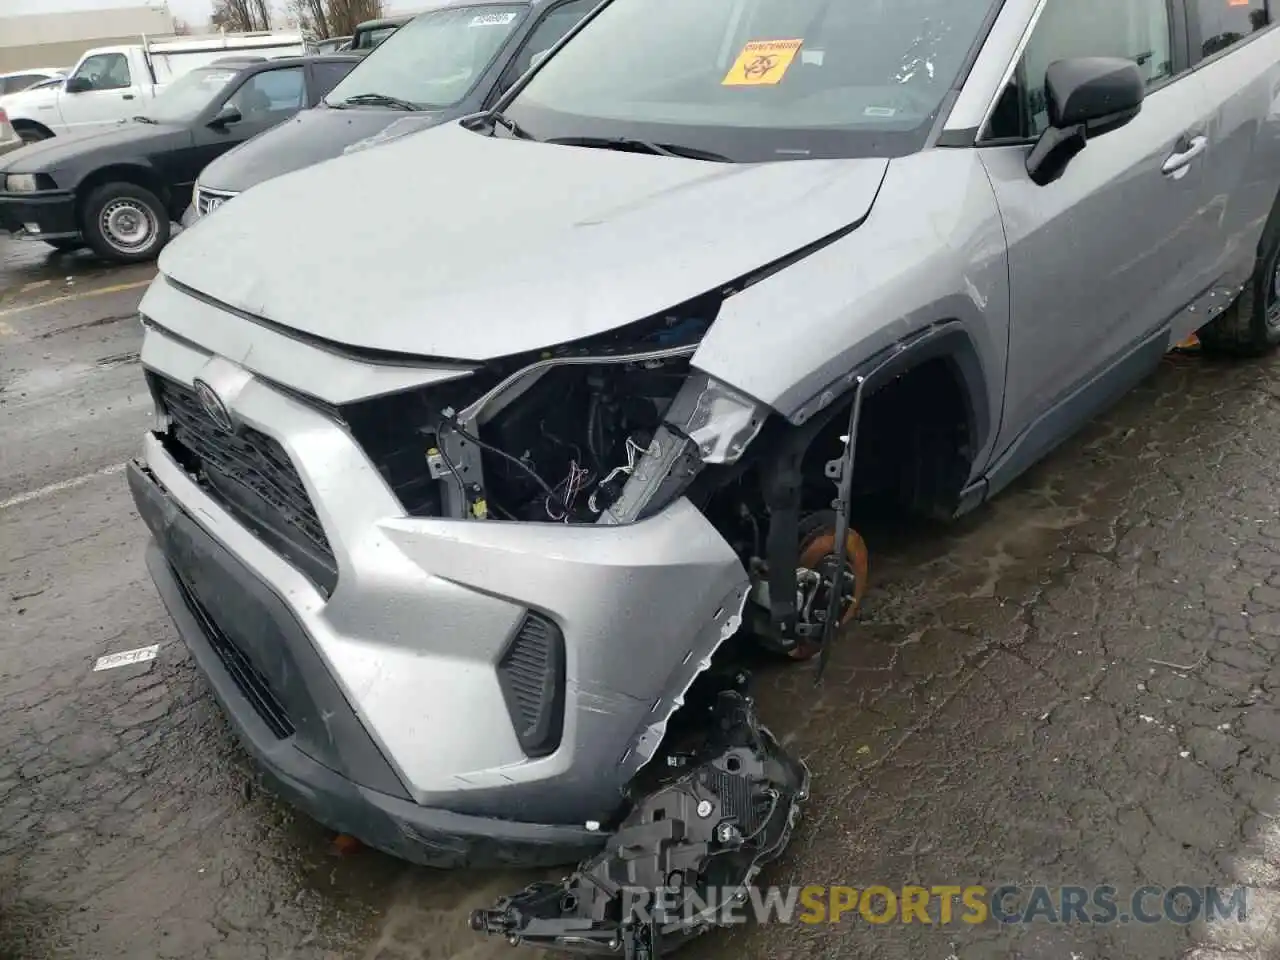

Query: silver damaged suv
[[130, 0, 1280, 947]]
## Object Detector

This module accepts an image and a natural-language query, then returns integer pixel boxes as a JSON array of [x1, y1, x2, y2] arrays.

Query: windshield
[[326, 4, 527, 109], [504, 0, 999, 161], [145, 67, 239, 124]]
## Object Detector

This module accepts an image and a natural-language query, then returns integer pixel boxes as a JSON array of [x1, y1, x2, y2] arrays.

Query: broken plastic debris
[[1179, 751, 1191, 759], [93, 644, 159, 671], [470, 685, 808, 957]]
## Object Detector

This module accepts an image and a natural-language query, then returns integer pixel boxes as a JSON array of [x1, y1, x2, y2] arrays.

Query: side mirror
[[1026, 56, 1145, 187], [64, 76, 91, 94], [210, 103, 242, 128]]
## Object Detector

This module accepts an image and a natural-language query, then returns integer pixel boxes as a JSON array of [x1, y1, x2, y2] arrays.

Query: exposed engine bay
[[344, 302, 875, 665], [470, 675, 809, 958], [436, 349, 697, 524]]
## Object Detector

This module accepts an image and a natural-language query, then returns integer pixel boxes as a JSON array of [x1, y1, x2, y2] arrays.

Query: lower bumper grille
[[151, 373, 338, 595], [497, 613, 565, 758], [172, 567, 295, 739]]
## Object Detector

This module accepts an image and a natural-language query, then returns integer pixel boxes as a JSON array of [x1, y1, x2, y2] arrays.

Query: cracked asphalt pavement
[[4, 234, 1280, 959]]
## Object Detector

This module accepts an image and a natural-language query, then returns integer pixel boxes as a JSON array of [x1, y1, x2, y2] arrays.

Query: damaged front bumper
[[132, 309, 761, 862], [132, 278, 816, 909], [471, 682, 809, 957]]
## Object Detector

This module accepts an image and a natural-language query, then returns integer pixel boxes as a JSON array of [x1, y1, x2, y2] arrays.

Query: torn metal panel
[[619, 582, 750, 782]]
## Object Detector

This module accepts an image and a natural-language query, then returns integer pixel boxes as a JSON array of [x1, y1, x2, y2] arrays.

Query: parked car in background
[[0, 76, 70, 149], [0, 55, 358, 261], [14, 77, 67, 94], [0, 68, 66, 96], [349, 15, 412, 52], [314, 36, 352, 54], [0, 109, 20, 159], [186, 0, 596, 223], [3, 33, 306, 142]]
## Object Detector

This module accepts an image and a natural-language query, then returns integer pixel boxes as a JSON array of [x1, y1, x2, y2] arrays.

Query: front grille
[[195, 186, 236, 217], [152, 374, 338, 595], [172, 567, 295, 739], [496, 612, 565, 758]]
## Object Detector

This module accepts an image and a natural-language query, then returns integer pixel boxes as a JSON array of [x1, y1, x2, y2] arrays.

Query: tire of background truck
[[43, 238, 84, 252], [81, 182, 170, 264], [1199, 210, 1280, 356]]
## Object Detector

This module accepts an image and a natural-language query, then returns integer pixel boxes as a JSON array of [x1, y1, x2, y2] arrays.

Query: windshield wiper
[[545, 136, 731, 162], [132, 115, 157, 124], [338, 92, 417, 111]]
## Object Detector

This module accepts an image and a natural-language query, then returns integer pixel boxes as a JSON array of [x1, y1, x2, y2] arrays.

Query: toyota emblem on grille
[[193, 378, 234, 432]]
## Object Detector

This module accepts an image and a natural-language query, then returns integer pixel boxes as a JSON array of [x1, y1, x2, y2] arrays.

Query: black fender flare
[[789, 319, 992, 468]]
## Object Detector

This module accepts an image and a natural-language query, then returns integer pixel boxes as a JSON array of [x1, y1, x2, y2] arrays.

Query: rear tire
[[81, 182, 170, 264], [1200, 213, 1280, 356]]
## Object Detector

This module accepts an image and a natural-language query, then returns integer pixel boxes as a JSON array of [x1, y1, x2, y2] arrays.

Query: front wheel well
[[74, 165, 170, 226], [693, 354, 978, 529], [690, 354, 977, 655], [840, 356, 976, 520], [11, 119, 54, 140]]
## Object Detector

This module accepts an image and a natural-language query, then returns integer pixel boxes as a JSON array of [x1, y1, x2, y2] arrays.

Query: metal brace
[[815, 375, 866, 683]]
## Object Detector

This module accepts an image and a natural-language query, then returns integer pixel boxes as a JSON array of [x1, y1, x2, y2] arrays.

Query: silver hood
[[158, 121, 889, 361]]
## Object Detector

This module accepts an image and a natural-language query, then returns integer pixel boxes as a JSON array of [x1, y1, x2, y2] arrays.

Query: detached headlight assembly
[[681, 375, 767, 465], [6, 173, 40, 193], [600, 372, 768, 524]]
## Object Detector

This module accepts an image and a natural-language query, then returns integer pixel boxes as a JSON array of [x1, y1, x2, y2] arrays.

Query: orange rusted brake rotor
[[788, 523, 870, 661]]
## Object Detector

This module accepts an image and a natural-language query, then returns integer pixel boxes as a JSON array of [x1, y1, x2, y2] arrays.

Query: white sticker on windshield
[[470, 11, 517, 26], [864, 106, 897, 117], [801, 49, 825, 66], [202, 71, 237, 83]]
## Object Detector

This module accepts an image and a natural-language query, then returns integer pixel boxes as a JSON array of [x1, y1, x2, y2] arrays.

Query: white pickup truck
[[3, 32, 305, 142]]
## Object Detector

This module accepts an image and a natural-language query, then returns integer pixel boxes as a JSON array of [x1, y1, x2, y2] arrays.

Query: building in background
[[0, 4, 177, 72]]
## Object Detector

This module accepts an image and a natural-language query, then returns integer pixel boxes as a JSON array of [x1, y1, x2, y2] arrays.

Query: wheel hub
[[788, 523, 870, 660], [101, 200, 154, 251]]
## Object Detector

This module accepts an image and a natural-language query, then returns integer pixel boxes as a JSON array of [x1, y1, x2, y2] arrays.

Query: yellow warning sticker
[[722, 39, 804, 86]]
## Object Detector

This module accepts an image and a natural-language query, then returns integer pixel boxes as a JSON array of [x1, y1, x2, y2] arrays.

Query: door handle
[[1163, 135, 1208, 178], [122, 93, 135, 100]]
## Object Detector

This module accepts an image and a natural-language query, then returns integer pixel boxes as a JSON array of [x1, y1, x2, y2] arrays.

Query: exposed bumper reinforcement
[[469, 684, 809, 957]]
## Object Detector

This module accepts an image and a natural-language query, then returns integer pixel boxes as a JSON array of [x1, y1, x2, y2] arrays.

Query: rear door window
[[1192, 0, 1270, 58], [511, 0, 596, 77], [311, 59, 357, 100], [228, 67, 306, 120]]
